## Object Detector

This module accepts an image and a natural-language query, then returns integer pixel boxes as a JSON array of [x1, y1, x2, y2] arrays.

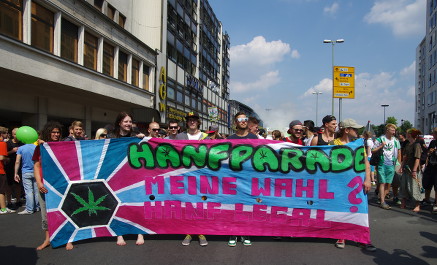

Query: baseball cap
[[186, 111, 200, 120], [207, 124, 219, 134], [322, 115, 336, 125], [289, 120, 302, 128], [339, 118, 363, 129]]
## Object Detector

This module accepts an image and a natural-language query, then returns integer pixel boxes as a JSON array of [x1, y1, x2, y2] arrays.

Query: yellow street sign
[[333, 66, 355, 99]]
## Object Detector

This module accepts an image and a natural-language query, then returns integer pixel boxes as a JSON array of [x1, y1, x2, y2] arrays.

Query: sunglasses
[[237, 117, 248, 122], [100, 133, 107, 137], [151, 128, 160, 132], [169, 126, 178, 129], [293, 129, 304, 132]]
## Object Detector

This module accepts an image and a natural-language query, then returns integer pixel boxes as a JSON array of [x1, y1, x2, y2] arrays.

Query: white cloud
[[232, 71, 280, 93], [303, 78, 332, 97], [364, 0, 426, 37], [400, 61, 415, 76], [324, 2, 339, 15], [291, 49, 301, 59], [230, 36, 291, 66]]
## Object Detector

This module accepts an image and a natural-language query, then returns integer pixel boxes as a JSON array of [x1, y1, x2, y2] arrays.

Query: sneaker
[[198, 235, 208, 246], [358, 243, 376, 252], [335, 239, 345, 249], [18, 209, 33, 215], [182, 234, 192, 246], [393, 197, 402, 205], [0, 208, 16, 214], [241, 236, 251, 246], [380, 203, 391, 210], [432, 205, 437, 213], [228, 236, 237, 247], [371, 181, 376, 186], [273, 236, 282, 240], [377, 199, 381, 204]]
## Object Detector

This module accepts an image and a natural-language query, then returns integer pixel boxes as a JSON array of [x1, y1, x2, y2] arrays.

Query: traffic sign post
[[333, 66, 355, 121]]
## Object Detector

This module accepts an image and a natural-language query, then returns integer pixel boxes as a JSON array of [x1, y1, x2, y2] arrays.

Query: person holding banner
[[311, 115, 337, 146], [165, 119, 180, 140], [33, 121, 74, 250], [227, 112, 258, 140], [330, 118, 375, 252], [178, 111, 208, 246], [108, 112, 145, 246]]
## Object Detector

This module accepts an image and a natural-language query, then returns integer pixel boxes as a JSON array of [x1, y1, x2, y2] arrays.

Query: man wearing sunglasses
[[165, 119, 180, 140], [227, 112, 258, 140], [148, 122, 161, 138], [285, 120, 304, 145]]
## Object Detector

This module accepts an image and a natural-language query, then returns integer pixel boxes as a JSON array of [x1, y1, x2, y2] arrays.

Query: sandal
[[335, 239, 345, 249]]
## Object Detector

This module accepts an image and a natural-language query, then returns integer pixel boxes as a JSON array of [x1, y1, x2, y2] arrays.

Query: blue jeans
[[22, 172, 39, 212]]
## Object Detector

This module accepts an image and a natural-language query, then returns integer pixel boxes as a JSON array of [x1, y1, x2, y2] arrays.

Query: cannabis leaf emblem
[[161, 147, 171, 157], [259, 150, 268, 159], [70, 188, 110, 216], [310, 152, 319, 159]]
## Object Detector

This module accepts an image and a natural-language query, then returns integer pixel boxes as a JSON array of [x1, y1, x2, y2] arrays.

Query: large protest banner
[[40, 137, 370, 247]]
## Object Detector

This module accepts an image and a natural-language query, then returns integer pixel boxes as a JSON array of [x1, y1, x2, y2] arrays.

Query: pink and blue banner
[[41, 137, 370, 247]]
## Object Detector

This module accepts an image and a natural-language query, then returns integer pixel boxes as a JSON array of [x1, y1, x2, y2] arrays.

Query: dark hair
[[168, 119, 179, 126], [234, 112, 246, 121], [272, 130, 282, 140], [407, 128, 421, 139], [113, 111, 133, 138], [40, 121, 63, 142], [304, 120, 315, 131], [248, 117, 259, 125], [322, 115, 336, 126]]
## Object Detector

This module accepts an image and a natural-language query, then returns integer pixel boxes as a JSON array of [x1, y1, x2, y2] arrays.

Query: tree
[[399, 120, 413, 133], [386, 116, 397, 126]]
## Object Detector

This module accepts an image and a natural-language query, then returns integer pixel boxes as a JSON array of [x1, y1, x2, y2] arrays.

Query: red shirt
[[0, 142, 7, 174], [285, 137, 303, 146]]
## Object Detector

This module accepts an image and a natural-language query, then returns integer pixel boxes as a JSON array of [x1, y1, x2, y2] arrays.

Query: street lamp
[[323, 39, 344, 117], [312, 91, 322, 125], [381, 104, 389, 124]]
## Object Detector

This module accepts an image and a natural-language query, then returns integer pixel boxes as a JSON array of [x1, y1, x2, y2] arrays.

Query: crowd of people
[[0, 110, 436, 252]]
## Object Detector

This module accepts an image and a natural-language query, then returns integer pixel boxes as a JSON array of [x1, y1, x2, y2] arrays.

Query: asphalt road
[[1, 189, 436, 265]]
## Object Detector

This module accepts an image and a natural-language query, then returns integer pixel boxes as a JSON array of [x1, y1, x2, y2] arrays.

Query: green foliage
[[399, 120, 413, 133], [386, 116, 397, 126]]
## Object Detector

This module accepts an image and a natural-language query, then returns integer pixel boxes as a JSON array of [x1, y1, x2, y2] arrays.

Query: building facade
[[155, 0, 231, 133], [416, 0, 437, 133], [0, 0, 231, 136]]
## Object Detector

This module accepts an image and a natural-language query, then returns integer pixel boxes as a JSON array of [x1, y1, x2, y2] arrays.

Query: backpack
[[369, 138, 383, 166], [369, 148, 382, 166]]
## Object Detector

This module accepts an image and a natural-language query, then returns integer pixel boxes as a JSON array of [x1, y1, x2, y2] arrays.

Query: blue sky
[[209, 0, 425, 130]]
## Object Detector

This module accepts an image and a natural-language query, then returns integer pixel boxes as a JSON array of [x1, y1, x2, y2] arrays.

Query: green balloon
[[16, 126, 38, 144]]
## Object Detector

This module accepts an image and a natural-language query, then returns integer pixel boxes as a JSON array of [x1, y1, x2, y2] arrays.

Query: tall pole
[[324, 39, 344, 117], [381, 104, 389, 124], [312, 91, 322, 125]]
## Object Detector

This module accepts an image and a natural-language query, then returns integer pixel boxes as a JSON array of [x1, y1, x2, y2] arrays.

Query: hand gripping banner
[[40, 137, 370, 247]]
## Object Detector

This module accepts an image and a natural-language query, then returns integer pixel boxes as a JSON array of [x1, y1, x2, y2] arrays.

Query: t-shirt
[[366, 138, 374, 158], [188, 131, 203, 140], [0, 142, 7, 174], [17, 144, 37, 174], [32, 145, 42, 181], [373, 135, 400, 166], [227, 132, 258, 139], [285, 137, 303, 145], [404, 141, 422, 170]]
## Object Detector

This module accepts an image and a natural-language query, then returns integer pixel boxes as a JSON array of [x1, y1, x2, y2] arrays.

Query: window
[[176, 91, 183, 103], [118, 13, 125, 28], [103, 42, 114, 76], [185, 92, 190, 106], [94, 0, 103, 11], [84, 32, 97, 70], [167, 86, 175, 99], [0, 0, 22, 40], [61, 19, 78, 62], [107, 4, 115, 20], [131, 58, 139, 86], [30, 2, 54, 53], [118, 51, 127, 82], [143, 64, 150, 91]]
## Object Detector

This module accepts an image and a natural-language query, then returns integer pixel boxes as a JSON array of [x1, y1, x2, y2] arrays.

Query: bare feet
[[36, 240, 50, 250], [65, 242, 74, 250], [117, 236, 126, 246], [413, 206, 420, 212], [136, 234, 145, 245]]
